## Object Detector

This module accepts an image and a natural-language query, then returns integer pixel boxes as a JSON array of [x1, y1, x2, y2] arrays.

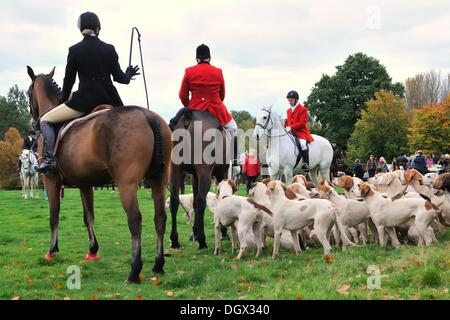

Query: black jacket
[[22, 136, 37, 152], [354, 163, 365, 180], [413, 155, 428, 174], [62, 36, 131, 113]]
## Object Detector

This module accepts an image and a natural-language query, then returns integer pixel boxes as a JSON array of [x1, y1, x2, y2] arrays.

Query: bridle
[[255, 108, 289, 138], [256, 107, 272, 130]]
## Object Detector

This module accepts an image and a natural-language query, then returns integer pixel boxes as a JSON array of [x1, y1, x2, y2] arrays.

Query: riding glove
[[126, 65, 141, 80]]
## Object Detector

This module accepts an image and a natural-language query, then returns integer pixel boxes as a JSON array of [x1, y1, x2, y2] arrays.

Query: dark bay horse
[[169, 109, 230, 249], [27, 66, 172, 283]]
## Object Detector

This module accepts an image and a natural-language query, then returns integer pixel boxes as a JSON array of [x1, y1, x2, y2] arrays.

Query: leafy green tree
[[230, 110, 256, 131], [346, 91, 409, 169], [0, 85, 31, 139], [306, 52, 404, 149]]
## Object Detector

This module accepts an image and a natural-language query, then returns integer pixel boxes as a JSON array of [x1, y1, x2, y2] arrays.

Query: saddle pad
[[53, 109, 110, 155]]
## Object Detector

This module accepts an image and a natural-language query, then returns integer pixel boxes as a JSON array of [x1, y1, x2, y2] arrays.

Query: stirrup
[[36, 161, 56, 173], [301, 163, 309, 172]]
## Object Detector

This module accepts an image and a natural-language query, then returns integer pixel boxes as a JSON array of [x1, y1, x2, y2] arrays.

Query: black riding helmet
[[78, 12, 101, 33], [286, 90, 299, 100]]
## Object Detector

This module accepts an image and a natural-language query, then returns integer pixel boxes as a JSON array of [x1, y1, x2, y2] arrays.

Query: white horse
[[19, 149, 39, 199], [253, 106, 334, 185]]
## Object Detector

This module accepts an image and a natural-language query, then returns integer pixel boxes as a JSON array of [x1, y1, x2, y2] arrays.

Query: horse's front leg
[[169, 165, 181, 248], [80, 186, 100, 260], [45, 176, 62, 260], [194, 171, 212, 249]]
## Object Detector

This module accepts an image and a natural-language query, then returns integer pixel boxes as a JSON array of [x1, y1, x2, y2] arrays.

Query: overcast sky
[[1, 0, 449, 121]]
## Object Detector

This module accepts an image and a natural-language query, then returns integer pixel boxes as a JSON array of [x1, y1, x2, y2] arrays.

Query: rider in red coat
[[285, 90, 314, 172], [178, 53, 232, 126], [170, 44, 239, 165]]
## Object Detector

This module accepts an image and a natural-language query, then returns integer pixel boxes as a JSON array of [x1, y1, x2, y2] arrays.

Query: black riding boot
[[36, 122, 56, 173], [301, 149, 310, 172]]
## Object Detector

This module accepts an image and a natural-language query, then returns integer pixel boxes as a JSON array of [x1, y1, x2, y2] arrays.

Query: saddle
[[52, 105, 112, 155]]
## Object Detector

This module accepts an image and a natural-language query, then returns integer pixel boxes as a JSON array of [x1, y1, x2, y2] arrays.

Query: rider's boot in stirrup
[[301, 149, 310, 172], [36, 122, 56, 173]]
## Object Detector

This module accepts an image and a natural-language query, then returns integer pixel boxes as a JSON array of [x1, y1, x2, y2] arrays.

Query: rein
[[129, 27, 149, 110], [256, 108, 290, 138]]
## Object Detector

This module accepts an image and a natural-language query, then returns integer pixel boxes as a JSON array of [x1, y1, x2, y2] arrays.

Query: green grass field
[[0, 186, 448, 300]]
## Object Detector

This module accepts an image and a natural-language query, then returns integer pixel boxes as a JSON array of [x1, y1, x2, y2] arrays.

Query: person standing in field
[[242, 149, 260, 194]]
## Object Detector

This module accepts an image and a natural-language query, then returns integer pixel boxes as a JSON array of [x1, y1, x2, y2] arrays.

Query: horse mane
[[42, 75, 62, 100]]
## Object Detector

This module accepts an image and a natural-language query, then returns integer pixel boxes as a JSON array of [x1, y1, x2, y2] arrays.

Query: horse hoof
[[170, 243, 180, 249], [152, 267, 164, 274], [85, 252, 100, 261], [44, 252, 54, 261], [198, 243, 208, 250], [127, 276, 141, 284]]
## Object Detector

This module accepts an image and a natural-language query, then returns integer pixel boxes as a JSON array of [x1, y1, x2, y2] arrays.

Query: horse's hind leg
[[149, 179, 167, 274], [118, 183, 143, 283], [45, 177, 62, 260], [80, 186, 99, 260]]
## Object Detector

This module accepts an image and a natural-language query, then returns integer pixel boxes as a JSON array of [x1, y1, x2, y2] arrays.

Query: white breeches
[[299, 138, 307, 151], [224, 118, 238, 133]]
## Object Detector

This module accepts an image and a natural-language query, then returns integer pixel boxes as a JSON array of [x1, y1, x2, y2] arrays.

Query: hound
[[266, 180, 354, 259], [354, 182, 437, 248]]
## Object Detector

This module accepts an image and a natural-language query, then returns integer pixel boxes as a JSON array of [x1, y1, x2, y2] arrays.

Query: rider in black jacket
[[37, 12, 140, 173]]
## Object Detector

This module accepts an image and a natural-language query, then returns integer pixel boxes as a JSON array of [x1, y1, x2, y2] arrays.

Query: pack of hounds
[[167, 169, 450, 260]]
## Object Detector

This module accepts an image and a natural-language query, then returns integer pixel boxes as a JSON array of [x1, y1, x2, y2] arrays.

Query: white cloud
[[1, 0, 449, 121]]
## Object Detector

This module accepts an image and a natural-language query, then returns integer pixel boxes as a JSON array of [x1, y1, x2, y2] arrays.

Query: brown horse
[[27, 66, 172, 283], [169, 109, 230, 249]]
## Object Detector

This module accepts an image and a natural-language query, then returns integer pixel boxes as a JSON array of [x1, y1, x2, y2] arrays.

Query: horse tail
[[146, 115, 165, 180]]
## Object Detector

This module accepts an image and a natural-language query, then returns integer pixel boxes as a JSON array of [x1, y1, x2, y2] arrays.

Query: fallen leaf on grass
[[413, 259, 422, 266], [90, 295, 101, 300], [150, 277, 162, 286], [63, 297, 71, 300], [25, 279, 33, 285], [231, 264, 238, 270], [164, 290, 174, 297], [11, 296, 20, 300], [97, 288, 106, 292], [337, 284, 351, 295], [325, 255, 334, 264], [443, 288, 448, 294], [136, 295, 143, 300], [54, 283, 63, 290], [139, 274, 146, 281], [243, 283, 254, 291], [295, 296, 303, 300]]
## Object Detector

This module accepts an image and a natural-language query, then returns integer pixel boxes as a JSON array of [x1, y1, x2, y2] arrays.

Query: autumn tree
[[408, 95, 450, 156], [405, 70, 450, 109], [0, 128, 23, 189], [306, 52, 404, 150], [346, 91, 409, 168]]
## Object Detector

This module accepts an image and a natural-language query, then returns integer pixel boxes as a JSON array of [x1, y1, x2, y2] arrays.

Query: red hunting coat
[[243, 155, 260, 177], [179, 62, 232, 126], [286, 103, 314, 142]]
